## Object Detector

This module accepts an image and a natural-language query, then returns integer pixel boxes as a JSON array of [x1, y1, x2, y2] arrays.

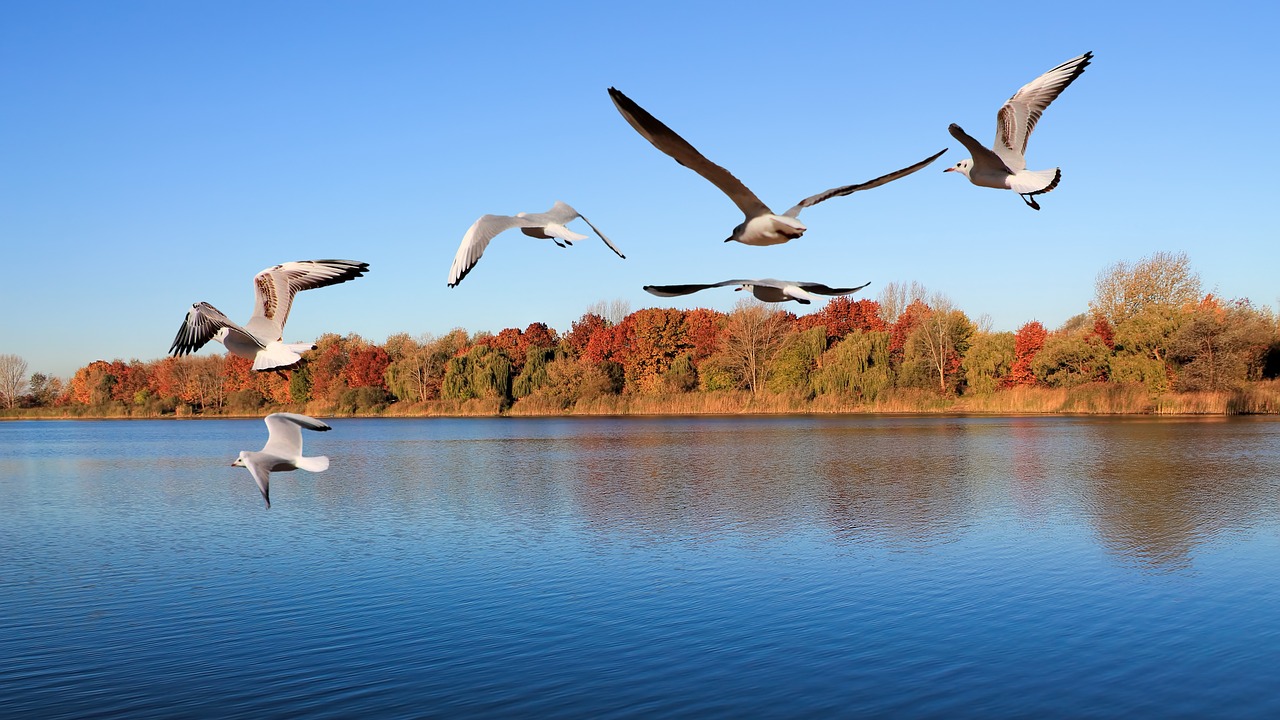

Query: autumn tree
[[894, 294, 972, 395], [1006, 321, 1048, 387], [384, 330, 469, 403], [1169, 296, 1276, 391], [0, 354, 28, 409], [714, 300, 793, 395], [796, 297, 886, 344], [615, 308, 694, 393], [565, 313, 610, 359], [877, 281, 927, 325], [1091, 251, 1202, 326]]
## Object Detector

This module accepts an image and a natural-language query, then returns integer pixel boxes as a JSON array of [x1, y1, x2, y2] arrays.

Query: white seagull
[[945, 51, 1093, 210], [232, 412, 332, 509], [645, 279, 872, 305], [170, 259, 369, 371], [609, 87, 946, 246], [447, 201, 624, 287]]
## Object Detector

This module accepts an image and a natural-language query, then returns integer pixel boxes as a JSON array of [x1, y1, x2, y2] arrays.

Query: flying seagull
[[608, 87, 946, 246], [170, 259, 369, 371], [645, 279, 872, 305], [447, 201, 624, 287], [945, 51, 1093, 210], [232, 412, 332, 509]]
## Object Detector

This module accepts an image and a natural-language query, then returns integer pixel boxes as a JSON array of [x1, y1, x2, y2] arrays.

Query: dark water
[[2, 415, 1279, 718]]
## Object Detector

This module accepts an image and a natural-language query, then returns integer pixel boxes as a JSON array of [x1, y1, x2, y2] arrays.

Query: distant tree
[[1170, 296, 1276, 391], [715, 300, 793, 395], [812, 330, 895, 401], [1032, 333, 1111, 388], [797, 297, 886, 344], [766, 326, 828, 396], [617, 308, 693, 393], [343, 344, 391, 390], [1006, 321, 1048, 387], [877, 281, 928, 326], [1091, 251, 1201, 326], [0, 354, 29, 408], [565, 312, 610, 359], [25, 372, 64, 408], [963, 331, 1015, 395]]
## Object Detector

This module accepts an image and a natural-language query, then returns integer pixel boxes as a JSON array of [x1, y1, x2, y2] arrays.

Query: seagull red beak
[[943, 167, 955, 173]]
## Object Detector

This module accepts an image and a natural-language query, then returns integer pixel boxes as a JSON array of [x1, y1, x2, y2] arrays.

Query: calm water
[[2, 415, 1280, 718]]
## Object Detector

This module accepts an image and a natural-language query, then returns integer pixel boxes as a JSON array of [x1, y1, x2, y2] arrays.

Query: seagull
[[170, 259, 369, 371], [232, 412, 331, 509], [945, 51, 1093, 210], [608, 87, 946, 246], [447, 201, 625, 287], [644, 279, 872, 305]]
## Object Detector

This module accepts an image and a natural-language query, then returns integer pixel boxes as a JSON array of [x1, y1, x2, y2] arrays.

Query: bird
[[608, 87, 946, 246], [447, 201, 625, 287], [944, 51, 1093, 210], [644, 279, 872, 305], [231, 412, 332, 509], [170, 259, 370, 372]]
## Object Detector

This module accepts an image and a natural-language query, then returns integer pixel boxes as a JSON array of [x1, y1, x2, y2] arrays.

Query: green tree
[[813, 330, 895, 401], [962, 332, 1015, 395]]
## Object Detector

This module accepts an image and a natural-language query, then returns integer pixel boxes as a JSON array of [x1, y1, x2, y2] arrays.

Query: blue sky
[[3, 1, 1278, 379]]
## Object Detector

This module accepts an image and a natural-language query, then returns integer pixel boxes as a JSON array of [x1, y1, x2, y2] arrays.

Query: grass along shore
[[6, 381, 1280, 420]]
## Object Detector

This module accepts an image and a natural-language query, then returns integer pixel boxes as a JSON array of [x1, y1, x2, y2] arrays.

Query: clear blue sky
[[3, 1, 1278, 379]]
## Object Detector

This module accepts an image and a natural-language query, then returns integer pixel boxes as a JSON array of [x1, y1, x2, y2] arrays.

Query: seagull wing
[[245, 260, 370, 341], [242, 459, 272, 509], [783, 148, 948, 217], [542, 201, 627, 260], [643, 280, 750, 297], [609, 87, 771, 219], [793, 281, 873, 296], [169, 302, 259, 356], [447, 214, 543, 287], [262, 412, 330, 458], [949, 124, 1014, 175], [993, 51, 1092, 172]]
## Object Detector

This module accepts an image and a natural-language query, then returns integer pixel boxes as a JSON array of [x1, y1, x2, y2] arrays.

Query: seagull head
[[944, 159, 973, 178], [231, 452, 248, 467]]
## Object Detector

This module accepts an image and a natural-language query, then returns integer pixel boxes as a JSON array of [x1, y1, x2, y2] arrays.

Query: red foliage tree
[[1006, 321, 1048, 387], [683, 307, 726, 361], [890, 299, 931, 357], [566, 313, 610, 358], [797, 297, 887, 344], [343, 345, 391, 389]]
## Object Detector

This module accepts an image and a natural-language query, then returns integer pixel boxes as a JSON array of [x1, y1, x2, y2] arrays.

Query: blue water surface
[[2, 415, 1279, 718]]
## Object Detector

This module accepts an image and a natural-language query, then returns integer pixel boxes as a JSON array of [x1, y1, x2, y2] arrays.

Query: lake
[[2, 415, 1280, 718]]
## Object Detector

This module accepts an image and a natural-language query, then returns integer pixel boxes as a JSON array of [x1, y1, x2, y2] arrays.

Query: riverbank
[[6, 381, 1280, 420]]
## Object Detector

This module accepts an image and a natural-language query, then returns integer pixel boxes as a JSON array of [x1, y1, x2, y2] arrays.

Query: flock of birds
[[167, 51, 1093, 508]]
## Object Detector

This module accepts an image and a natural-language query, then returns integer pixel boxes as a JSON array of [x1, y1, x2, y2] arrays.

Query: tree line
[[3, 252, 1279, 416]]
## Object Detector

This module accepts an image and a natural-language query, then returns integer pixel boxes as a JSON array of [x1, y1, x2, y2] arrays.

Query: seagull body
[[447, 201, 624, 287], [645, 279, 871, 305], [232, 412, 331, 508], [945, 51, 1093, 210], [608, 87, 946, 245], [170, 259, 369, 371]]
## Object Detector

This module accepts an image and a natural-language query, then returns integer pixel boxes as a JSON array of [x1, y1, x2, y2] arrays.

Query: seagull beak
[[943, 167, 955, 173]]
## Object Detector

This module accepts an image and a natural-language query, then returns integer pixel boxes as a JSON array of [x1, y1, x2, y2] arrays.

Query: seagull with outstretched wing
[[945, 51, 1093, 210], [447, 201, 624, 287], [232, 412, 331, 508], [645, 278, 871, 305], [170, 259, 369, 371], [609, 87, 945, 246]]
